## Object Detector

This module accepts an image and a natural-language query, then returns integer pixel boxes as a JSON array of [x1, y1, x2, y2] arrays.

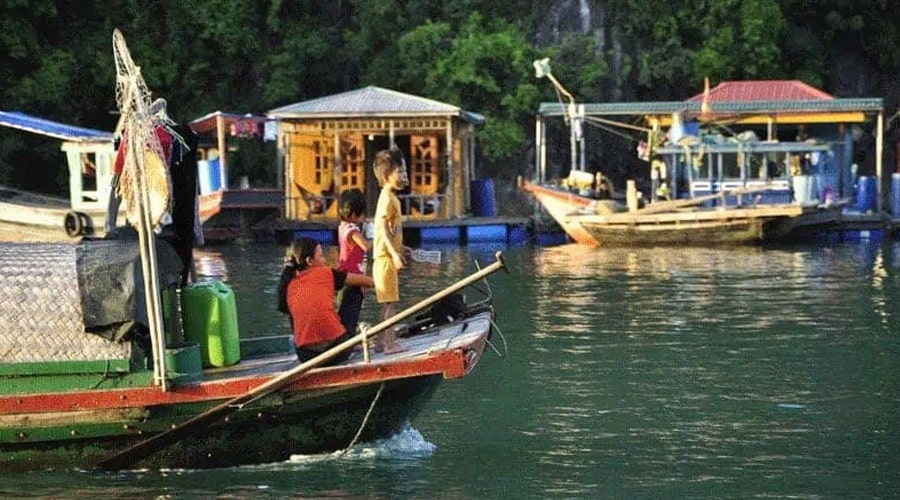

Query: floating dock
[[265, 216, 534, 247]]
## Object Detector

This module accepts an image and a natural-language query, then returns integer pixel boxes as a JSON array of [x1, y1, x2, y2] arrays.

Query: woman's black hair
[[287, 236, 319, 272], [277, 236, 319, 314], [338, 188, 366, 221]]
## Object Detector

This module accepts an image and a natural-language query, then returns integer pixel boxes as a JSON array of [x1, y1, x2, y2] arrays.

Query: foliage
[[0, 0, 897, 192]]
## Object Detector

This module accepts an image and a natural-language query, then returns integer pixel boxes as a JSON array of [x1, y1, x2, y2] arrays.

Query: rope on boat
[[486, 318, 509, 359], [336, 381, 386, 457]]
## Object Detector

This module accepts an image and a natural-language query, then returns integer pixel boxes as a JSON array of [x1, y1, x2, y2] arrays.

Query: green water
[[2, 241, 898, 498]]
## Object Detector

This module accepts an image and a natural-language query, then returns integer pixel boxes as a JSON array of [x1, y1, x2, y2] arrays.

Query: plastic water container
[[470, 179, 496, 217], [792, 175, 815, 205], [181, 281, 240, 368], [198, 158, 223, 194], [856, 176, 877, 213], [892, 173, 900, 216]]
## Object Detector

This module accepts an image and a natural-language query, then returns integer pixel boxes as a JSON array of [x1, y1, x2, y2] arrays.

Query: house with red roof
[[535, 79, 887, 210]]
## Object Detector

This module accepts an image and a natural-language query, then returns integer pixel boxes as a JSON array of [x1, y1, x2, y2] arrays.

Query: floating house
[[527, 80, 896, 246], [267, 86, 484, 222], [535, 80, 886, 212]]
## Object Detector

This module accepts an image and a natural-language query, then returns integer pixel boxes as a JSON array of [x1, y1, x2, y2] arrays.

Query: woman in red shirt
[[278, 236, 374, 365]]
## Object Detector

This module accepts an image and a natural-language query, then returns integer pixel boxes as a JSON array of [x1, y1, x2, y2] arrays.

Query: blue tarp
[[0, 111, 113, 143]]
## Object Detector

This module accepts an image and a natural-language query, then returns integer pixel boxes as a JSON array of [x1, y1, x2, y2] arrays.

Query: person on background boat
[[372, 147, 412, 354], [336, 188, 369, 339], [278, 236, 374, 365]]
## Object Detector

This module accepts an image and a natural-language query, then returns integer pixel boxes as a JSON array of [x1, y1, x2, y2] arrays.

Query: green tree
[[400, 13, 539, 166]]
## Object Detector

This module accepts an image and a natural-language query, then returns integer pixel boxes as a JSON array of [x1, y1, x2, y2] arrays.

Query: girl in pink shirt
[[337, 189, 369, 337]]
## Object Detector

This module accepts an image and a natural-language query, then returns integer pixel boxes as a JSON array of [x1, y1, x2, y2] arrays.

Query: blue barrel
[[856, 176, 877, 213], [471, 178, 496, 217], [198, 158, 223, 194], [892, 173, 900, 216]]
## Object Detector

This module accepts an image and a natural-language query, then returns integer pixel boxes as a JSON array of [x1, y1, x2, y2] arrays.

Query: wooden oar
[[96, 251, 507, 470], [629, 184, 778, 216]]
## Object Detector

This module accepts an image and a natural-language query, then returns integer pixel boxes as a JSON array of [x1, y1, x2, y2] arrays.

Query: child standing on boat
[[372, 147, 411, 354], [278, 236, 374, 366], [336, 188, 369, 339]]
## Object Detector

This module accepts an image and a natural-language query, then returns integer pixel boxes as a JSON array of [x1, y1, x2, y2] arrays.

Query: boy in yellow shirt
[[372, 147, 411, 354]]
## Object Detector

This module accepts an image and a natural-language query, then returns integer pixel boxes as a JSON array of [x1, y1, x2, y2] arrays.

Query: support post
[[578, 104, 586, 172], [877, 110, 884, 213], [216, 113, 227, 190], [446, 121, 455, 217], [535, 116, 543, 183]]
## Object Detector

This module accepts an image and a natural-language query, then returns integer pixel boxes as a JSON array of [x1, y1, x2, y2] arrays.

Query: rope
[[486, 318, 509, 359], [336, 381, 386, 457]]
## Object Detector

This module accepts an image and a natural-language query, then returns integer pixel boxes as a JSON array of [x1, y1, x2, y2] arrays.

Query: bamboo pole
[[96, 252, 507, 470]]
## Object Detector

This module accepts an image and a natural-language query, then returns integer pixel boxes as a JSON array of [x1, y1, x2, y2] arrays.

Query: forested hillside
[[2, 0, 897, 194]]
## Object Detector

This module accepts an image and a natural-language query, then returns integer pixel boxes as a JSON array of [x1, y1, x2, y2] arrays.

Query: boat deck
[[200, 312, 493, 383]]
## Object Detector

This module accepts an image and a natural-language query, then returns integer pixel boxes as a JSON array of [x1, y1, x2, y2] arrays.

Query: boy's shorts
[[373, 257, 399, 303]]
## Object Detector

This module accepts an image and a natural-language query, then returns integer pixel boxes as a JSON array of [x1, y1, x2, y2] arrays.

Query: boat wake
[[287, 423, 437, 464]]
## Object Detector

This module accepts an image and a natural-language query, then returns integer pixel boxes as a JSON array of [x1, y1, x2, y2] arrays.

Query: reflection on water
[[192, 249, 228, 281]]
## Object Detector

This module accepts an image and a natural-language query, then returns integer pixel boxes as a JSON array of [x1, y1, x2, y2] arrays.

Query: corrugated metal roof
[[0, 111, 113, 142], [688, 80, 833, 102], [656, 141, 832, 155], [538, 98, 883, 117], [267, 86, 484, 124]]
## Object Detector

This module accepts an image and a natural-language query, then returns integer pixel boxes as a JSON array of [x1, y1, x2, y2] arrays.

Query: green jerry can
[[181, 280, 241, 368]]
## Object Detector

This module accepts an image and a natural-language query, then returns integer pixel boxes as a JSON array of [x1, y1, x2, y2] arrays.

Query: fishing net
[[113, 29, 171, 228]]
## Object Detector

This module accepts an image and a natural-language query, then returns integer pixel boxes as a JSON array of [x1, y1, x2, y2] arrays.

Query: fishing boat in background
[[523, 165, 842, 247], [528, 63, 886, 246], [0, 110, 282, 243]]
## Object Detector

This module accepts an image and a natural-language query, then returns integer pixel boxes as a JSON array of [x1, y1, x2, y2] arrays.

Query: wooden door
[[339, 135, 365, 192], [287, 133, 335, 219]]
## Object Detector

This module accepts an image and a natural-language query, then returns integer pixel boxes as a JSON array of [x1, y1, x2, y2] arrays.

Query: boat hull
[[524, 181, 838, 247], [579, 214, 813, 246], [0, 307, 494, 471], [0, 374, 441, 471]]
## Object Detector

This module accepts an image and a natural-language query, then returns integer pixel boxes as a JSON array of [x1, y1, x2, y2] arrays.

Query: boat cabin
[[188, 111, 269, 193], [0, 111, 115, 211], [267, 86, 484, 221]]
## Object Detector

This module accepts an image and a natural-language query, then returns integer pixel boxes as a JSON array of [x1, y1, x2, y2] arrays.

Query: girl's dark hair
[[338, 188, 366, 221], [277, 236, 319, 314]]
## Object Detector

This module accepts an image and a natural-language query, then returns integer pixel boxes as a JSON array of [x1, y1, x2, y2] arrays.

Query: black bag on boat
[[421, 292, 468, 326]]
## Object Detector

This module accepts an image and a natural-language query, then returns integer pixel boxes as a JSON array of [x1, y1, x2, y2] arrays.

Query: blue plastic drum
[[856, 176, 877, 213], [891, 173, 900, 216], [471, 178, 496, 217]]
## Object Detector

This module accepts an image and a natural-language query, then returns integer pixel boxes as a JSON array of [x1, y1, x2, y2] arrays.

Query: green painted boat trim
[[0, 358, 132, 377], [239, 335, 294, 359], [0, 370, 153, 395]]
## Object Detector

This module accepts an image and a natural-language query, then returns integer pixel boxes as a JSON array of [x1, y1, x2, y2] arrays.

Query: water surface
[[3, 240, 898, 498]]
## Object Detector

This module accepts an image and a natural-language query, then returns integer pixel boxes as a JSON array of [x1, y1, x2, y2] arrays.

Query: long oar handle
[[96, 251, 507, 470]]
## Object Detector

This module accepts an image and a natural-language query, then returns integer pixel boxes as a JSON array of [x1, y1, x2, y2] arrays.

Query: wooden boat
[[0, 241, 504, 472], [0, 185, 115, 242], [0, 111, 282, 244], [0, 183, 283, 243], [524, 180, 840, 246]]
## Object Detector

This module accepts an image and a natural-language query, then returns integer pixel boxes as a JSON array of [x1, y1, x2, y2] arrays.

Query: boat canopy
[[189, 111, 268, 136], [0, 111, 113, 143]]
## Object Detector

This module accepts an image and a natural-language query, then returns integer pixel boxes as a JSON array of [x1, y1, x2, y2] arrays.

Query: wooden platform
[[263, 215, 533, 246]]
